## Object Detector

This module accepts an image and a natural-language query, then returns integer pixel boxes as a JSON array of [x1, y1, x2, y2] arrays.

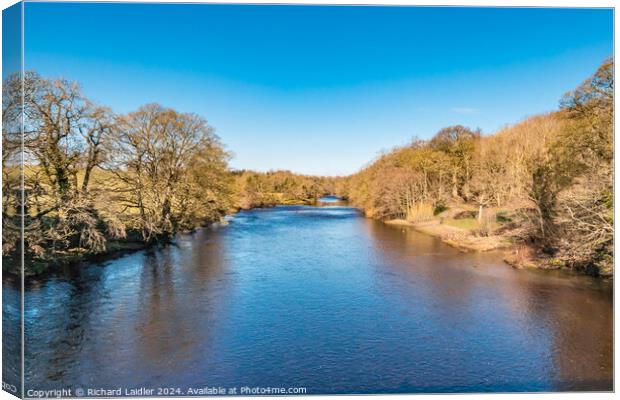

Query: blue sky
[[22, 3, 613, 175]]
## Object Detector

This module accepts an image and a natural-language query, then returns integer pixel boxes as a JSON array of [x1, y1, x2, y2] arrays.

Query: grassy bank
[[385, 217, 512, 252]]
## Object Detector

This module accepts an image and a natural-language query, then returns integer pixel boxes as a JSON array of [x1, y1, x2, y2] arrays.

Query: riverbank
[[237, 198, 314, 210], [4, 219, 232, 278], [385, 219, 512, 252], [384, 217, 611, 278], [6, 197, 326, 278], [3, 237, 163, 279]]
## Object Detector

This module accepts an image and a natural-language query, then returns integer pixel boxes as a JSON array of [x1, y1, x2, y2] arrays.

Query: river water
[[3, 202, 613, 393]]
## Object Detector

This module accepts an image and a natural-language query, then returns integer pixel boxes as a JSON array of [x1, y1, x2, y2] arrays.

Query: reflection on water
[[4, 205, 612, 393]]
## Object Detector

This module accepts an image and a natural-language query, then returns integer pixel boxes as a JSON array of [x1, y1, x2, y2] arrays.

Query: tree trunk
[[451, 169, 458, 198]]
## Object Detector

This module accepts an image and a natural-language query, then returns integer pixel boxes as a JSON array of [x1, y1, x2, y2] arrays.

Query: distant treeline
[[233, 170, 338, 209], [2, 59, 612, 276], [339, 59, 613, 276]]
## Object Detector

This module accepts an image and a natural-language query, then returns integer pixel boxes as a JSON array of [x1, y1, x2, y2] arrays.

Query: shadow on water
[[4, 204, 612, 393]]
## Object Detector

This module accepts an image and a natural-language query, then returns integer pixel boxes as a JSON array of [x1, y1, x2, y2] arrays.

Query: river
[[3, 201, 613, 393]]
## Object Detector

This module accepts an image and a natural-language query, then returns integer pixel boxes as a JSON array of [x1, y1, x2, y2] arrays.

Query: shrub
[[496, 210, 512, 223], [433, 200, 448, 215]]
